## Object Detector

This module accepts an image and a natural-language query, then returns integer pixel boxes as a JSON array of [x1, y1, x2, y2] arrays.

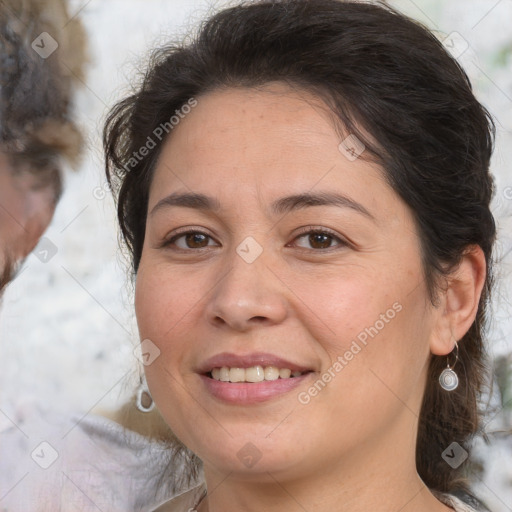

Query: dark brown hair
[[104, 0, 496, 500]]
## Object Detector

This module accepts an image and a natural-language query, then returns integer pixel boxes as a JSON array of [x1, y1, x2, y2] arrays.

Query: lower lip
[[199, 373, 312, 404]]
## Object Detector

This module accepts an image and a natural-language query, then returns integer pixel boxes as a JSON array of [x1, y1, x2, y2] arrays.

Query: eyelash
[[163, 226, 348, 252]]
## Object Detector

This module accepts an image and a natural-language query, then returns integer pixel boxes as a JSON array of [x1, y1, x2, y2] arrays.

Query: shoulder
[[433, 490, 491, 512], [0, 400, 198, 511], [150, 484, 207, 511]]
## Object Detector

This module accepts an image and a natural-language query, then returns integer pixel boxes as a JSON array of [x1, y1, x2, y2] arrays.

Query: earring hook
[[446, 340, 459, 369]]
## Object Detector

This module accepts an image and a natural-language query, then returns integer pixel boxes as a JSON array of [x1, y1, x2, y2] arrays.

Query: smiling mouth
[[207, 366, 313, 383]]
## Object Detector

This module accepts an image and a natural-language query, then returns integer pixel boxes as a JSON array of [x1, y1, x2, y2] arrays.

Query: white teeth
[[210, 366, 306, 382], [245, 365, 265, 382], [229, 367, 245, 382], [264, 366, 280, 381], [279, 368, 292, 379]]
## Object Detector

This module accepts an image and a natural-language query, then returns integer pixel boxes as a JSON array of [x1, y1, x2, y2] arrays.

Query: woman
[[103, 0, 496, 510]]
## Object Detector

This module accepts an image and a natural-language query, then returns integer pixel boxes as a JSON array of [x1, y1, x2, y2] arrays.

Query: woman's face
[[136, 83, 439, 480]]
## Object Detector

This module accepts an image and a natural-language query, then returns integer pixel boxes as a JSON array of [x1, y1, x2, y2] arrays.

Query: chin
[[191, 433, 305, 477]]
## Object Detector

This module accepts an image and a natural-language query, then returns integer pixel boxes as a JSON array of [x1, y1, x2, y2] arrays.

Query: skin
[[0, 151, 56, 290], [135, 83, 486, 512]]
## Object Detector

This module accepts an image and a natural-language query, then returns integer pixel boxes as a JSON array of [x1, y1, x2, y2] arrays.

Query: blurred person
[[0, 0, 85, 293]]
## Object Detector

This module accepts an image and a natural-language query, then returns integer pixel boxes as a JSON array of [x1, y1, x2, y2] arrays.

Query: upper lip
[[197, 352, 313, 374]]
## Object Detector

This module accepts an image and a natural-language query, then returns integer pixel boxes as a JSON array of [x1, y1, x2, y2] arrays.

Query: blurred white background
[[0, 0, 511, 510]]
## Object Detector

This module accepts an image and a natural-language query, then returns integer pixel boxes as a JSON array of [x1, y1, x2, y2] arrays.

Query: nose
[[205, 247, 289, 332]]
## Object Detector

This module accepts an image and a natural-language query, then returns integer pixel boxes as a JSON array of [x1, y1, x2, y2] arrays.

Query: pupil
[[310, 233, 331, 249], [186, 233, 207, 248]]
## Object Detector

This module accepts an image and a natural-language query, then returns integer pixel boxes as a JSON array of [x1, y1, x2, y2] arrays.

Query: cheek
[[329, 290, 430, 423], [134, 261, 213, 393], [292, 260, 431, 397], [283, 262, 407, 355], [134, 265, 194, 417], [0, 189, 25, 243], [135, 262, 201, 337]]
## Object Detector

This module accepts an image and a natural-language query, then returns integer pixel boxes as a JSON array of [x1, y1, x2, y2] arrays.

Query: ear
[[429, 245, 487, 356]]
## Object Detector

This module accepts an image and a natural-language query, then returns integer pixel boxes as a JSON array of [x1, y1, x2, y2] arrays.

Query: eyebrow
[[149, 191, 375, 221]]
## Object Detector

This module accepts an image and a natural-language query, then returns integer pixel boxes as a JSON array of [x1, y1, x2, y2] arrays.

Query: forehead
[[161, 85, 339, 162], [149, 84, 393, 216]]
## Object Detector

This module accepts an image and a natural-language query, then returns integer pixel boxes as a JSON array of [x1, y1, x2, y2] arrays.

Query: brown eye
[[293, 229, 346, 251], [184, 233, 209, 248], [308, 233, 333, 249], [166, 230, 218, 250]]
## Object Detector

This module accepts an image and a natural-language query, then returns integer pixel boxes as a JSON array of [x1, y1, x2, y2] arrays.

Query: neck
[[196, 416, 451, 512]]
